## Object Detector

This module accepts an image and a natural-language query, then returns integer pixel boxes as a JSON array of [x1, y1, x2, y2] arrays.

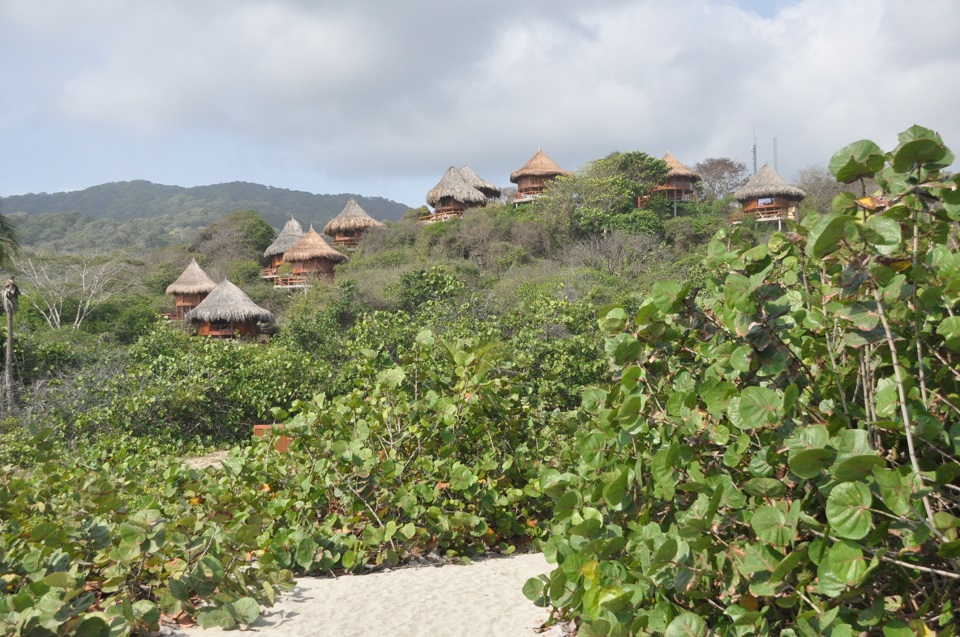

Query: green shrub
[[526, 126, 960, 635]]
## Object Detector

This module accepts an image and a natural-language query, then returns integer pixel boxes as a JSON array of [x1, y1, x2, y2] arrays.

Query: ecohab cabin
[[276, 226, 348, 288], [323, 198, 385, 248], [164, 258, 217, 320], [733, 164, 806, 226], [261, 217, 305, 280], [184, 279, 275, 340], [422, 166, 490, 223], [510, 148, 570, 205]]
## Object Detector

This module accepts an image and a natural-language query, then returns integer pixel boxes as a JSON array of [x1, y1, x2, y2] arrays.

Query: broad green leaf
[[788, 448, 834, 479], [751, 505, 793, 546], [729, 345, 753, 373], [75, 616, 110, 637], [829, 139, 885, 183], [742, 478, 786, 498], [939, 316, 960, 350], [198, 608, 236, 630], [863, 215, 901, 250], [599, 307, 628, 334], [228, 597, 260, 625], [831, 455, 885, 482], [873, 467, 911, 516], [652, 281, 684, 313], [295, 538, 318, 570], [827, 540, 867, 584], [664, 612, 708, 637], [42, 572, 75, 589], [738, 386, 782, 429], [522, 576, 546, 602], [892, 137, 948, 172], [807, 213, 854, 259], [826, 482, 873, 539]]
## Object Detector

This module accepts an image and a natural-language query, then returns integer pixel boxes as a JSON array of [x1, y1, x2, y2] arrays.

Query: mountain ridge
[[1, 180, 413, 253]]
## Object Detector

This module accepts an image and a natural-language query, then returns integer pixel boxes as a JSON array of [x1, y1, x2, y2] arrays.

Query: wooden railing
[[274, 275, 310, 288], [732, 205, 798, 223], [261, 267, 278, 279]]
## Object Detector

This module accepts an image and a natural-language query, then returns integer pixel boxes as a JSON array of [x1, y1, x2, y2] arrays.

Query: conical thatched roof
[[734, 164, 806, 201], [426, 166, 488, 207], [323, 199, 385, 236], [458, 165, 501, 199], [264, 217, 305, 258], [662, 151, 701, 181], [510, 148, 571, 183], [165, 258, 217, 295], [282, 226, 349, 263], [184, 279, 275, 325]]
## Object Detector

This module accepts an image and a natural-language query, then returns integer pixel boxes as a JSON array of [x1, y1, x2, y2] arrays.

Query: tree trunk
[[2, 277, 19, 418], [4, 306, 12, 417]]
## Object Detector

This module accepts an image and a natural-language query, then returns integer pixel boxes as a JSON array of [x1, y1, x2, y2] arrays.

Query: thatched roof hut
[[166, 258, 217, 296], [277, 226, 348, 285], [165, 258, 217, 319], [426, 167, 488, 208], [323, 199, 384, 247], [509, 148, 570, 183], [185, 279, 274, 339], [662, 151, 700, 182], [263, 217, 305, 261], [734, 164, 805, 201], [509, 148, 570, 201], [458, 165, 501, 199], [283, 226, 349, 264], [645, 151, 702, 207], [733, 164, 805, 224], [422, 167, 488, 222]]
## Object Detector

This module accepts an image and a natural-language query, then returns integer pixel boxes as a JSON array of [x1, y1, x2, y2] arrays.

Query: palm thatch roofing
[[263, 217, 305, 258], [509, 148, 571, 183], [426, 166, 488, 207], [282, 226, 349, 263], [323, 199, 385, 236], [165, 258, 217, 295], [734, 164, 806, 201], [458, 165, 501, 199], [184, 279, 275, 325], [662, 151, 701, 181]]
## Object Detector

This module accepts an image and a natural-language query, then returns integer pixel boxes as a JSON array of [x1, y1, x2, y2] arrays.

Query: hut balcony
[[274, 274, 310, 288], [419, 206, 464, 223], [733, 196, 800, 224], [260, 267, 278, 279], [331, 233, 359, 248]]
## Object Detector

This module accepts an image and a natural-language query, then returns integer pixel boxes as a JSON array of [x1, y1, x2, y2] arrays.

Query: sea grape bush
[[0, 330, 585, 635], [526, 126, 960, 635]]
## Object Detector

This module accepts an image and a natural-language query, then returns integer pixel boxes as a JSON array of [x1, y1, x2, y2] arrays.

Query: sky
[[1, 0, 958, 210]]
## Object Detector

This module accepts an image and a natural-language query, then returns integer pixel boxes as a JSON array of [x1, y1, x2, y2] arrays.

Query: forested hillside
[[2, 180, 410, 252]]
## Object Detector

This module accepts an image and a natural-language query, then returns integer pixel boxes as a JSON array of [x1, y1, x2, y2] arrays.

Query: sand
[[169, 552, 556, 637]]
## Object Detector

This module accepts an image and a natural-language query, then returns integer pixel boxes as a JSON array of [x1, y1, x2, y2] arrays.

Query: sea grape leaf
[[829, 140, 885, 183], [807, 214, 854, 259], [751, 505, 793, 546], [738, 387, 782, 429], [828, 540, 867, 584], [826, 482, 873, 539], [938, 316, 960, 350], [664, 612, 708, 637]]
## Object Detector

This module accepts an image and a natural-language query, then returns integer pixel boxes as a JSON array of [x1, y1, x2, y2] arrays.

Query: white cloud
[[1, 0, 958, 205]]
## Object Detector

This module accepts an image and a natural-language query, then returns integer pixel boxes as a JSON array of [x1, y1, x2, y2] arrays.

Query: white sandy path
[[171, 552, 553, 637]]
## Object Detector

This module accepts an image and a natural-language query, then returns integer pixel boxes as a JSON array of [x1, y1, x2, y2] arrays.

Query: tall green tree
[[531, 151, 669, 236]]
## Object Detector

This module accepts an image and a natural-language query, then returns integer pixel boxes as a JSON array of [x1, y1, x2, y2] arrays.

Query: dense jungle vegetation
[[1, 128, 958, 636]]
